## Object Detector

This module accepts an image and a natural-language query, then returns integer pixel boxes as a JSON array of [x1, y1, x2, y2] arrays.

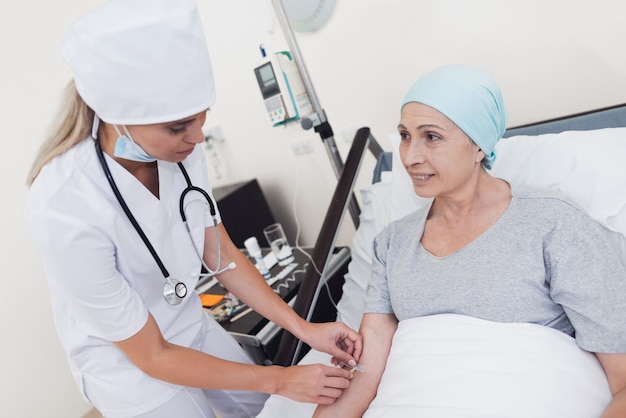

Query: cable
[[287, 138, 340, 312], [273, 264, 304, 294]]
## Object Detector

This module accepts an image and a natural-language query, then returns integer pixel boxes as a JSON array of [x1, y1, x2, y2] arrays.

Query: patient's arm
[[597, 352, 626, 418], [313, 313, 398, 418]]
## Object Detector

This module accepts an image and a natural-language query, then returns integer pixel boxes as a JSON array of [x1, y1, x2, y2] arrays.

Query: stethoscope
[[94, 137, 235, 305]]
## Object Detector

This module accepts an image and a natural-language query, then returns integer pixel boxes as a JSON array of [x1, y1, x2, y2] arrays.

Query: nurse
[[25, 0, 361, 417]]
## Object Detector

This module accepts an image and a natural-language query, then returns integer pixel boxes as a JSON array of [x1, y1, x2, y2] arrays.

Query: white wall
[[2, 0, 624, 417]]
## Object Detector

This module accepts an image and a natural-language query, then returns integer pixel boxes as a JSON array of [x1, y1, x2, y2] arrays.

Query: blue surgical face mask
[[113, 125, 157, 163]]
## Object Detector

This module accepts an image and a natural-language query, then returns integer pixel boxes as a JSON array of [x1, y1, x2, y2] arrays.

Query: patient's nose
[[401, 140, 427, 166]]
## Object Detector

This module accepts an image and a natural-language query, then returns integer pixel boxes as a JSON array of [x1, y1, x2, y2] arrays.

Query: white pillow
[[492, 127, 626, 235]]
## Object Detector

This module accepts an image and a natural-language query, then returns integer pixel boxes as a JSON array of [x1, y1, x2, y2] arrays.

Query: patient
[[314, 65, 626, 417]]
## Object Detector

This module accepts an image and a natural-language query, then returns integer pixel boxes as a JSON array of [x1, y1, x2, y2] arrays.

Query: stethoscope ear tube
[[177, 162, 217, 219]]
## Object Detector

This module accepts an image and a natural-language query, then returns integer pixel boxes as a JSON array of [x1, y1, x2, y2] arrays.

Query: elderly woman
[[314, 65, 626, 417]]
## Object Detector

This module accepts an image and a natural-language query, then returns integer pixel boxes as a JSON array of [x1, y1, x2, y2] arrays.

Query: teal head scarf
[[402, 65, 507, 169]]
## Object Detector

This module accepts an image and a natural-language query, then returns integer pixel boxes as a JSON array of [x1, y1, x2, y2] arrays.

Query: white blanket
[[366, 314, 611, 417], [258, 315, 612, 417]]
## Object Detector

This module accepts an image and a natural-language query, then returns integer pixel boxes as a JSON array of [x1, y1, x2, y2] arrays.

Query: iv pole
[[270, 0, 363, 228]]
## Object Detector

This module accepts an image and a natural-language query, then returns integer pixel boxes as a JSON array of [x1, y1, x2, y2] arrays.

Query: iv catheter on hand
[[341, 362, 366, 373]]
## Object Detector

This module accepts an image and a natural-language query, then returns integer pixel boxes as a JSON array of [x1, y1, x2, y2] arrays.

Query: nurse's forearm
[[155, 342, 278, 392], [114, 313, 278, 392], [114, 314, 352, 402]]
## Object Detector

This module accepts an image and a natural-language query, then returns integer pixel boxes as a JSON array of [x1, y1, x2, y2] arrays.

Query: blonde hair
[[26, 80, 94, 185]]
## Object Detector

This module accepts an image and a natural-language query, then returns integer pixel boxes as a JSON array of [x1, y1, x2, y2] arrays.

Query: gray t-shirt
[[365, 185, 626, 353]]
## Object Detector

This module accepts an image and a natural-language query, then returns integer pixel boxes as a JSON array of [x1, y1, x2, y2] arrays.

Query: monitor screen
[[254, 62, 280, 99]]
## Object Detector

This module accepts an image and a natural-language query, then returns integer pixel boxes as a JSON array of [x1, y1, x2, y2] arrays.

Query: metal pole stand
[[271, 0, 362, 228]]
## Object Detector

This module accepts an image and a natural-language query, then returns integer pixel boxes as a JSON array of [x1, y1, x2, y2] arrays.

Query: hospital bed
[[258, 103, 626, 417]]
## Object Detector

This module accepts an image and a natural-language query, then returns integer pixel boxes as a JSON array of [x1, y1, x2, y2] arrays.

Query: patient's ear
[[474, 146, 485, 164]]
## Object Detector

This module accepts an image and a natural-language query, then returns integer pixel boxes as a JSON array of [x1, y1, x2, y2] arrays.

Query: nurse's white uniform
[[26, 138, 268, 417]]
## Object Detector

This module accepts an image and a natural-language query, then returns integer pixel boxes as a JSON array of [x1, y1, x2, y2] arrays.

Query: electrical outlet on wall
[[204, 126, 225, 142], [290, 137, 314, 155]]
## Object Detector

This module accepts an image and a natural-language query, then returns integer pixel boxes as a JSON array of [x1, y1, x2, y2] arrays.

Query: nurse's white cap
[[60, 0, 215, 125]]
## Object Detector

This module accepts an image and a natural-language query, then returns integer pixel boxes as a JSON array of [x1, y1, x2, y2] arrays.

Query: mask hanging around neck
[[112, 125, 157, 163]]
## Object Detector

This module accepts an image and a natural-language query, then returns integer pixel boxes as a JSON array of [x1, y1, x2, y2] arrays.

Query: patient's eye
[[399, 131, 411, 141], [425, 132, 441, 142]]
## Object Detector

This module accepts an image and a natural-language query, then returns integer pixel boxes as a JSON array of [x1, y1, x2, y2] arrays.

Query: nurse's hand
[[302, 322, 362, 368], [276, 363, 354, 404]]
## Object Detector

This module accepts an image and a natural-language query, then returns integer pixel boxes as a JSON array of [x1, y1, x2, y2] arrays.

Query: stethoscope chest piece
[[163, 277, 188, 305]]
